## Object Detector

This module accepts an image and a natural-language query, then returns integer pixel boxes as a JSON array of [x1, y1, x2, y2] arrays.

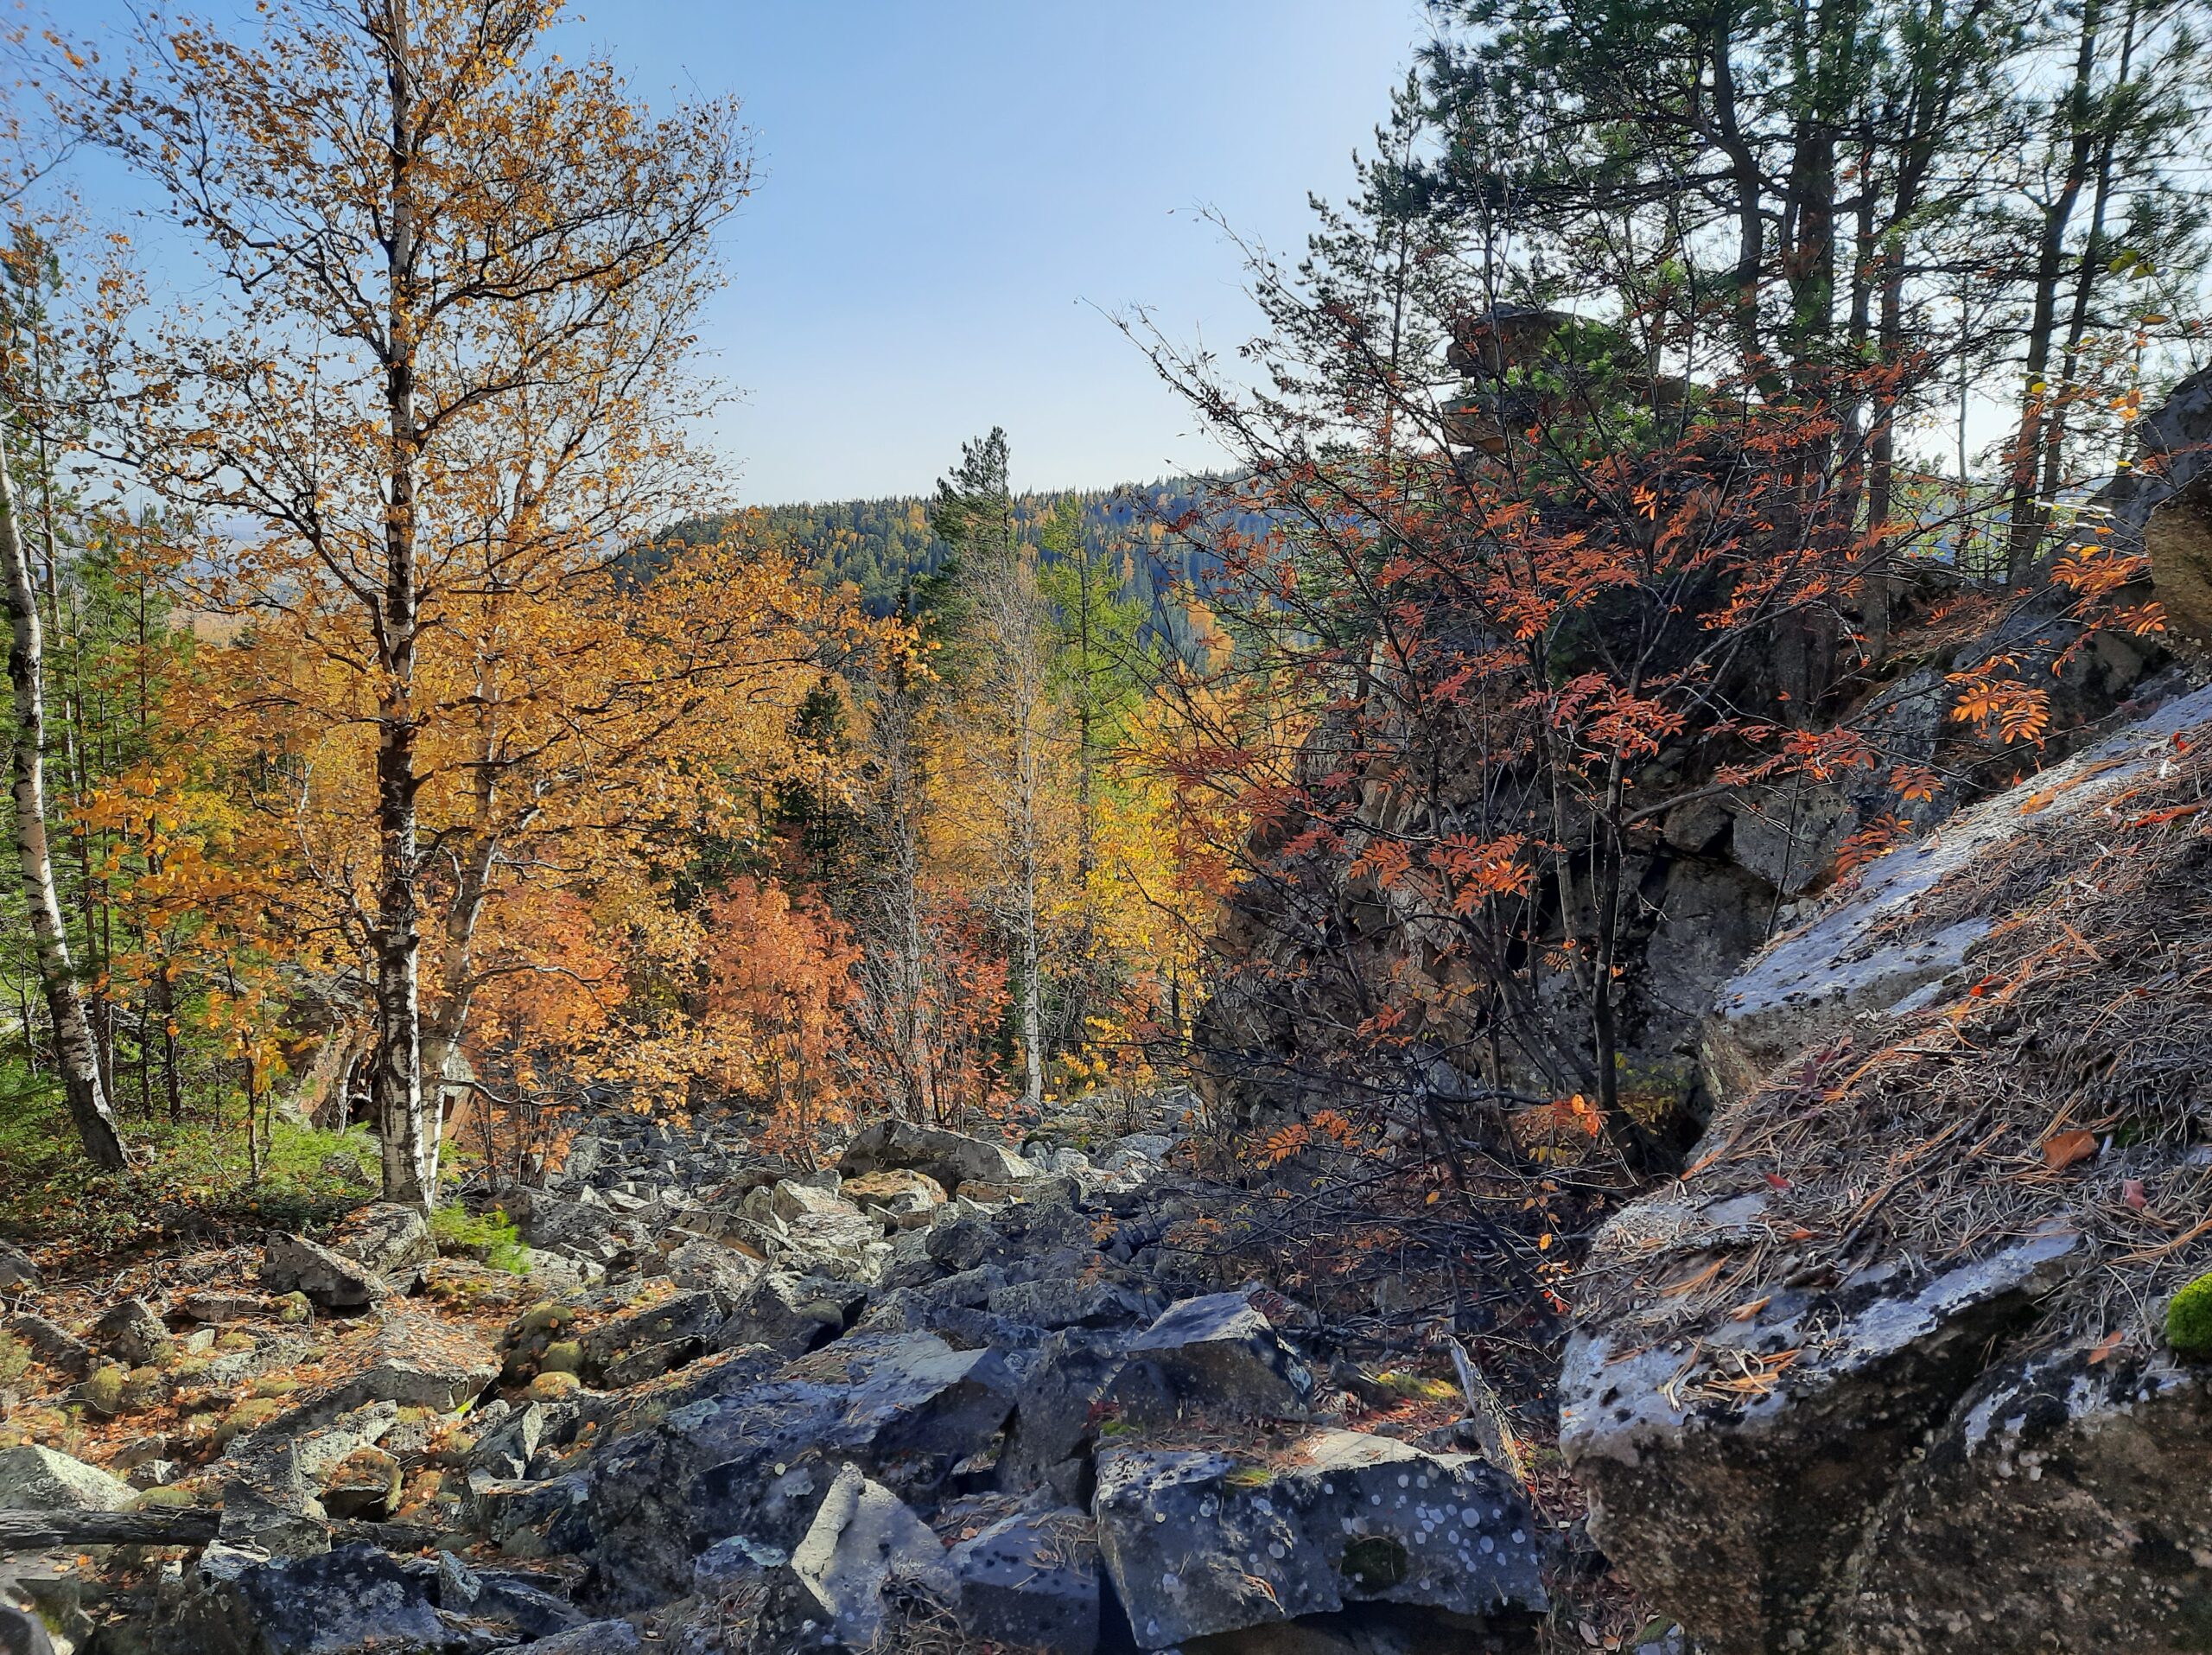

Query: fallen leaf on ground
[[2041, 1130, 2097, 1171]]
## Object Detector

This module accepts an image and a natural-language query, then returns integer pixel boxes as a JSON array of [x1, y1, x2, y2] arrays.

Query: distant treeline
[[658, 480, 1269, 659]]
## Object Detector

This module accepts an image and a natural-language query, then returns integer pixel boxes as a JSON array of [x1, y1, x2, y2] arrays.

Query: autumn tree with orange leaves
[[1124, 80, 2172, 1353], [70, 0, 755, 1209]]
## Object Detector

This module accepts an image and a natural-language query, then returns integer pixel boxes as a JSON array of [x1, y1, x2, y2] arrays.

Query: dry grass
[[1584, 741, 2212, 1370]]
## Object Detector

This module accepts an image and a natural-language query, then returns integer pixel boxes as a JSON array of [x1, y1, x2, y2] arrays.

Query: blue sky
[[54, 0, 1430, 505]]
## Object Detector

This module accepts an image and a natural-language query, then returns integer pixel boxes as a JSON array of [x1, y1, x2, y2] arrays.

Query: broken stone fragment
[[1093, 1429, 1547, 1649], [469, 1468, 589, 1556], [578, 1331, 1017, 1609], [1112, 1289, 1316, 1423], [762, 1178, 857, 1225], [841, 1167, 948, 1230], [177, 1290, 265, 1324], [331, 1203, 438, 1284], [776, 1462, 954, 1650], [0, 1241, 38, 1291], [216, 1460, 332, 1561], [986, 1276, 1160, 1332], [712, 1270, 862, 1357], [951, 1505, 1100, 1654], [259, 1233, 390, 1312], [505, 1187, 624, 1264], [6, 1313, 92, 1378], [662, 1238, 764, 1300], [188, 1544, 440, 1652], [579, 1287, 723, 1384], [527, 1620, 643, 1654], [222, 1399, 397, 1490], [91, 1298, 171, 1368], [467, 1400, 554, 1480], [0, 1444, 136, 1513], [838, 1119, 1036, 1196], [319, 1445, 403, 1521], [336, 1308, 499, 1411]]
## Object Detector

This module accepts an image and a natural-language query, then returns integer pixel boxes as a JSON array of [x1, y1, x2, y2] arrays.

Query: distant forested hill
[[660, 479, 1267, 659]]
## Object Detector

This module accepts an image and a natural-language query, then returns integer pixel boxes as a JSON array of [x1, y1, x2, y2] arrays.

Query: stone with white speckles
[[1091, 1429, 1544, 1648]]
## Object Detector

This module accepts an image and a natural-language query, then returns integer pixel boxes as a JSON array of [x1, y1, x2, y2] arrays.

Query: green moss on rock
[[538, 1340, 585, 1376], [2166, 1273, 2212, 1357], [83, 1365, 127, 1416], [213, 1396, 286, 1449]]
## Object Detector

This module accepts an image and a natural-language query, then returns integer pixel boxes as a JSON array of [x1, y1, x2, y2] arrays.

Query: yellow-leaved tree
[[74, 0, 760, 1208]]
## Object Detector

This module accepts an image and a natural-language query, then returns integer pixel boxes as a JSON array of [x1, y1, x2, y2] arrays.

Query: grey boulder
[[838, 1119, 1036, 1196], [1093, 1429, 1546, 1649], [951, 1506, 1100, 1654], [186, 1545, 446, 1654], [335, 1308, 498, 1410], [91, 1297, 169, 1366], [259, 1233, 389, 1312], [662, 1238, 765, 1301], [6, 1314, 92, 1378], [0, 1241, 38, 1291], [0, 1444, 135, 1512], [528, 1621, 642, 1654], [573, 1331, 1018, 1608], [1112, 1289, 1316, 1423], [331, 1203, 437, 1283], [712, 1270, 863, 1357], [579, 1287, 724, 1384], [776, 1462, 954, 1650], [987, 1276, 1161, 1331]]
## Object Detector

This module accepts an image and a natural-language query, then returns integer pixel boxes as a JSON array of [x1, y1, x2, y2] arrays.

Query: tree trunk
[[1010, 650, 1046, 1117], [2005, 0, 2101, 585], [2044, 0, 2137, 508], [3, 430, 126, 1169], [373, 0, 434, 1213], [1705, 8, 1767, 366]]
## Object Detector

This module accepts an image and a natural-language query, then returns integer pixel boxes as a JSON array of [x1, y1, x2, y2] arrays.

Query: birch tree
[[79, 0, 748, 1208], [4, 411, 127, 1168]]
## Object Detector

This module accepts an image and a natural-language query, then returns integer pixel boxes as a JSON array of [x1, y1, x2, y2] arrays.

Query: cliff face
[[1560, 680, 2212, 1652]]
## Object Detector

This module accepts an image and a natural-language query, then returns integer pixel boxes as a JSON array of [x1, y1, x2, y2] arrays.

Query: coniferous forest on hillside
[[2, 1, 2212, 1651]]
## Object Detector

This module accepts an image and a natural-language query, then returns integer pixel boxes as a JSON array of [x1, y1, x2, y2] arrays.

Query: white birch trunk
[[2, 431, 126, 1168]]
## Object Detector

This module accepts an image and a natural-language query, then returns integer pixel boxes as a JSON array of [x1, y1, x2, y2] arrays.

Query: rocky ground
[[0, 1102, 1588, 1654]]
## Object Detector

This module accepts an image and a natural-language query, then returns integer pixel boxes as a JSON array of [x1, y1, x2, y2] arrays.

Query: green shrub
[[2166, 1273, 2212, 1357], [429, 1204, 526, 1275], [0, 1078, 378, 1262]]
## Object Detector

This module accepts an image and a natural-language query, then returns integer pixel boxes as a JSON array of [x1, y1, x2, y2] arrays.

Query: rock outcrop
[[1563, 681, 2212, 1654], [2117, 364, 2212, 650]]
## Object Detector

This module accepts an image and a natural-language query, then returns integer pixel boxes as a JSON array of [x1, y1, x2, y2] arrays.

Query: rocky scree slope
[[1, 1109, 1552, 1654], [1561, 678, 2212, 1655]]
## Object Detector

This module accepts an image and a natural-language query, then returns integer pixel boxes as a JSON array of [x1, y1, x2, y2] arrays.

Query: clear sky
[[52, 0, 1431, 505]]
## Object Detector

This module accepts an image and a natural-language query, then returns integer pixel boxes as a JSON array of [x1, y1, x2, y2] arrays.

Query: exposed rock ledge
[[1564, 681, 2212, 1654]]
